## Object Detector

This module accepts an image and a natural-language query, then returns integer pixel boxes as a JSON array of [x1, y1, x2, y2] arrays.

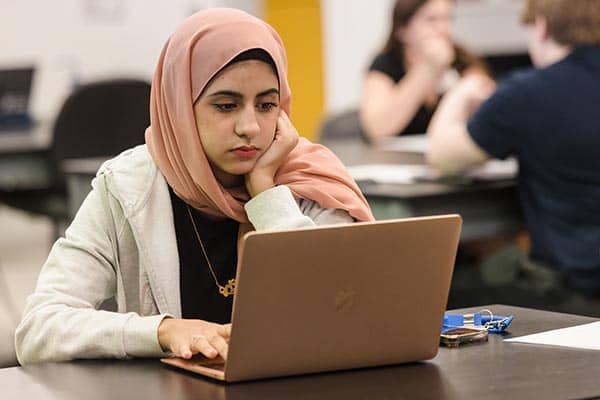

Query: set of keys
[[442, 309, 515, 334]]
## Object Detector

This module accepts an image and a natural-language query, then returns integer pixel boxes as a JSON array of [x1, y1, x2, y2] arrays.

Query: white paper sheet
[[369, 134, 517, 182], [504, 321, 600, 350], [346, 159, 517, 185], [465, 158, 518, 181], [376, 135, 429, 154], [346, 164, 431, 184]]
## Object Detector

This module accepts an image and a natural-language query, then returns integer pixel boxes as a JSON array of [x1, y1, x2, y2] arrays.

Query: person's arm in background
[[426, 72, 496, 174], [360, 37, 454, 140]]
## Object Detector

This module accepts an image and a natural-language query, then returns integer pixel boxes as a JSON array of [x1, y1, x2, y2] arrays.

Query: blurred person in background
[[360, 0, 492, 139], [427, 0, 600, 316]]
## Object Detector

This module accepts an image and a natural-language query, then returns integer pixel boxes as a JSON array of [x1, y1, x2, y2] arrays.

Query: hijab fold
[[145, 8, 373, 223]]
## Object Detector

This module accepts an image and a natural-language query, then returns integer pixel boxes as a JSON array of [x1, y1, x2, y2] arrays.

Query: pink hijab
[[145, 8, 373, 223]]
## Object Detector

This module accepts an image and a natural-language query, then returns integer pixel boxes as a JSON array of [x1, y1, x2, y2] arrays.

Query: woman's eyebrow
[[207, 90, 243, 99], [256, 88, 279, 97], [207, 88, 279, 99]]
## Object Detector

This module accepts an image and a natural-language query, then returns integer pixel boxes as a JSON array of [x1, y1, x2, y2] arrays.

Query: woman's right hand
[[158, 317, 231, 360], [245, 111, 299, 197], [416, 36, 455, 73]]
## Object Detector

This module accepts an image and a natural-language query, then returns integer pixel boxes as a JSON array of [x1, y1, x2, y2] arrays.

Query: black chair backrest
[[317, 109, 368, 143], [51, 78, 151, 163]]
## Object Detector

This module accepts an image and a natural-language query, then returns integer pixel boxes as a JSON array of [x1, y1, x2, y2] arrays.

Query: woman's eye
[[257, 102, 278, 112], [213, 103, 237, 112]]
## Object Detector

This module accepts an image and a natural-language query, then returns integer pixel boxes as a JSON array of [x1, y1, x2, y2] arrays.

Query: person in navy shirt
[[427, 0, 600, 315]]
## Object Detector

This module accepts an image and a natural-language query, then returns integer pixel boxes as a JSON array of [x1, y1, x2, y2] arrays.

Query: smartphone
[[440, 327, 488, 347]]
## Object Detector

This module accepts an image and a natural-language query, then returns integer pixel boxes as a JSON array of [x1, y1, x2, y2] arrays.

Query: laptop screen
[[0, 67, 35, 129]]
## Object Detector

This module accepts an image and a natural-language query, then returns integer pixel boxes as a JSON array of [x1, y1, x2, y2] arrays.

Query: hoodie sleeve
[[244, 185, 353, 231], [15, 173, 170, 364]]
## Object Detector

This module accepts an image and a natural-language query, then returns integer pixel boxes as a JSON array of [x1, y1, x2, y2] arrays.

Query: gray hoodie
[[15, 145, 353, 364]]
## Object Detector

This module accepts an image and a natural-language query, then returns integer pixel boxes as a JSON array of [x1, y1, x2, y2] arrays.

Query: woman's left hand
[[245, 111, 299, 197]]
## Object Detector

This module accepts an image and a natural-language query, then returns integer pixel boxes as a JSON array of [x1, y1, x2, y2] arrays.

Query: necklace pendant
[[219, 278, 236, 298]]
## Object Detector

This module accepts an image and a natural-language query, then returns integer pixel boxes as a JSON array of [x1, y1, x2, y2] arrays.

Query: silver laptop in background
[[162, 214, 462, 382], [0, 67, 35, 130]]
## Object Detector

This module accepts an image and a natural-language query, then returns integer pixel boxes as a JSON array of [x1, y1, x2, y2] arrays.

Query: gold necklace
[[186, 205, 236, 298]]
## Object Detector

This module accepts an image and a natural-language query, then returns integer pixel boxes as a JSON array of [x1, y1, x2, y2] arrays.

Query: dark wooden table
[[3, 305, 599, 400]]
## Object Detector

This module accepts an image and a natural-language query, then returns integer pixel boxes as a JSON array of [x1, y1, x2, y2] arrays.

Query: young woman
[[15, 8, 373, 364], [360, 0, 492, 139]]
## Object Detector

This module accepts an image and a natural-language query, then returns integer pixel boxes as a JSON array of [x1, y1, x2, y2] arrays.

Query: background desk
[[59, 141, 523, 243], [0, 125, 53, 191], [61, 158, 106, 218], [326, 140, 523, 242], [2, 305, 599, 400]]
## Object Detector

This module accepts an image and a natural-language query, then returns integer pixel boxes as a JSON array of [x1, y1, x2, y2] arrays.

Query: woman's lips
[[232, 146, 258, 158]]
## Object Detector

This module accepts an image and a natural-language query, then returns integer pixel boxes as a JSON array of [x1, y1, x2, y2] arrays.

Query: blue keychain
[[443, 309, 514, 333]]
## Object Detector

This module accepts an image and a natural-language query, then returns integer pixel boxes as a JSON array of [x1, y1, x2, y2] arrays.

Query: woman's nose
[[436, 18, 453, 39], [235, 105, 260, 138]]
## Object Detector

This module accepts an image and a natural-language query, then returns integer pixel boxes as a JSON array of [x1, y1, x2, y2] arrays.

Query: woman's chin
[[213, 164, 257, 187]]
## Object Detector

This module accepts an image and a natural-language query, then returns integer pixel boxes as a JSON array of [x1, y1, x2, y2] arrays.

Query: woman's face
[[397, 0, 454, 46], [193, 60, 280, 188]]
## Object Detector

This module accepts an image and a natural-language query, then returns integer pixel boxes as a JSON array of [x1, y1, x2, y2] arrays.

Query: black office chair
[[317, 109, 368, 143], [51, 78, 151, 162], [0, 78, 151, 239]]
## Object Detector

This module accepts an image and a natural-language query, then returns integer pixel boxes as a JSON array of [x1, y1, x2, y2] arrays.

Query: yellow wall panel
[[264, 0, 323, 140]]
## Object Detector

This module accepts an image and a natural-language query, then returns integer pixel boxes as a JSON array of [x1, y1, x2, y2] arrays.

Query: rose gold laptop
[[161, 214, 461, 382]]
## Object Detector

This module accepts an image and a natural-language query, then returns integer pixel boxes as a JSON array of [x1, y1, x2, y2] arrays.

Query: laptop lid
[[0, 67, 35, 129], [163, 214, 461, 382]]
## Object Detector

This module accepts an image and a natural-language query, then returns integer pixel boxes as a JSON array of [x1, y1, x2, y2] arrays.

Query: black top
[[368, 51, 438, 136], [169, 187, 239, 323], [468, 46, 600, 290]]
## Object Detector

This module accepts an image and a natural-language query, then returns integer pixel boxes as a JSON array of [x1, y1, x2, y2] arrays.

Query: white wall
[[2, 0, 530, 121], [322, 0, 395, 117], [453, 0, 529, 55], [0, 0, 260, 121], [322, 0, 530, 115]]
